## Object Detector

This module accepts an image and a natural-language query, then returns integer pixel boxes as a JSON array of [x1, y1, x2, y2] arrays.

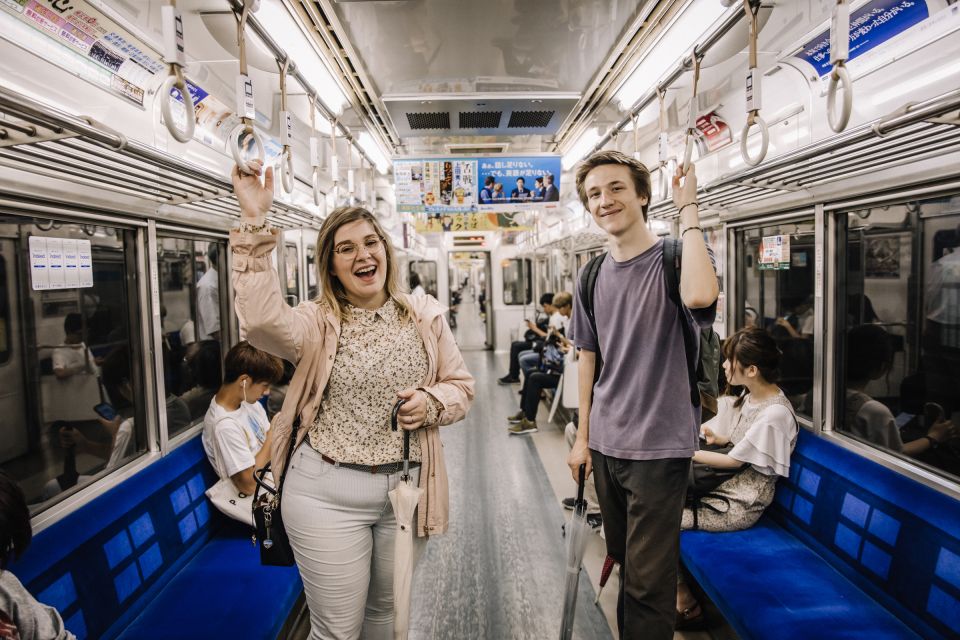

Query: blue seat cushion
[[681, 519, 920, 640], [117, 530, 302, 640]]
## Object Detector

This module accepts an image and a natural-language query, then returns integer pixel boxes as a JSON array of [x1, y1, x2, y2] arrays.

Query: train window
[[410, 261, 437, 298], [838, 199, 960, 482], [734, 220, 816, 418], [0, 218, 148, 512], [502, 258, 532, 305], [156, 236, 226, 437], [285, 243, 300, 306], [306, 244, 319, 300]]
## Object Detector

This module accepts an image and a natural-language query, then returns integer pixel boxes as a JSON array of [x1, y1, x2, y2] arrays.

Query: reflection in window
[[839, 200, 960, 481], [0, 218, 146, 512], [735, 221, 815, 417], [306, 244, 319, 300], [410, 261, 437, 298], [502, 258, 532, 306], [285, 243, 300, 306], [157, 236, 225, 438]]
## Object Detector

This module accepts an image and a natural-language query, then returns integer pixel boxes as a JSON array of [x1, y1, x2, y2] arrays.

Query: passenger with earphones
[[202, 341, 284, 496]]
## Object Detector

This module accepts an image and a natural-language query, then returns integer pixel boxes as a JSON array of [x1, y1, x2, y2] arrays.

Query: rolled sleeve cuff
[[230, 228, 279, 273]]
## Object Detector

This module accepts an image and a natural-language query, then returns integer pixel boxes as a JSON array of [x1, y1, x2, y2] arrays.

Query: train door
[[447, 251, 492, 350], [0, 238, 26, 464]]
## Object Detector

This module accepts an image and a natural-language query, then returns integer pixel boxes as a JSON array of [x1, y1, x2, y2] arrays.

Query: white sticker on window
[[62, 239, 79, 288], [29, 236, 49, 290], [30, 236, 94, 290], [78, 240, 93, 287], [46, 238, 65, 288]]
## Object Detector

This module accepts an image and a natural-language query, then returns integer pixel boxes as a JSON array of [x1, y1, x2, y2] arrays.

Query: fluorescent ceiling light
[[614, 1, 729, 111], [357, 131, 391, 174], [256, 1, 348, 115], [562, 127, 603, 171]]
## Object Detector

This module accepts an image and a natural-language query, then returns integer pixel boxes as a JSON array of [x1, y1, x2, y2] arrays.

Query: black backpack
[[578, 238, 720, 417]]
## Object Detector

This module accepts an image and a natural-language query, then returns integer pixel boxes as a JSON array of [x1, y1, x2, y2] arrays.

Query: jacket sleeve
[[230, 229, 320, 363], [420, 313, 474, 426]]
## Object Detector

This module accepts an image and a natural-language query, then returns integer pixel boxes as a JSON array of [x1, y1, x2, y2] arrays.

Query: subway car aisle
[[407, 351, 612, 639]]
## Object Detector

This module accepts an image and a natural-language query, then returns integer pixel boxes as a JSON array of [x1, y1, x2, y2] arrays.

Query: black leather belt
[[319, 453, 420, 475]]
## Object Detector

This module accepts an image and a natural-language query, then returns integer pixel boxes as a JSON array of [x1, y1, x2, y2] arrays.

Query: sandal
[[675, 602, 706, 631]]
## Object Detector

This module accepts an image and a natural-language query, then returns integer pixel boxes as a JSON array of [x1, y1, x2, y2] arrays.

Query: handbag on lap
[[686, 441, 741, 530]]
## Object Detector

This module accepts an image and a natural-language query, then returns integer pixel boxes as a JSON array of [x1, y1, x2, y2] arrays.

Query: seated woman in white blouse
[[676, 326, 799, 629]]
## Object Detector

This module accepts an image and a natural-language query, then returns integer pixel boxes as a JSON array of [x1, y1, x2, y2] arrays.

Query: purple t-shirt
[[570, 239, 716, 460]]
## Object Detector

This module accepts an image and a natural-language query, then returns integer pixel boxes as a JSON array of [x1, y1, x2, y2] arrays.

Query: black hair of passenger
[[206, 243, 219, 266], [0, 470, 32, 571], [63, 312, 83, 336], [222, 341, 284, 385], [723, 326, 782, 407], [192, 340, 223, 389], [409, 272, 421, 289], [846, 324, 893, 383], [539, 292, 554, 306]]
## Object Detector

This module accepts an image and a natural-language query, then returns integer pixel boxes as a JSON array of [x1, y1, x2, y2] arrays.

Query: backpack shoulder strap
[[578, 252, 607, 386], [662, 238, 701, 407], [662, 238, 682, 308]]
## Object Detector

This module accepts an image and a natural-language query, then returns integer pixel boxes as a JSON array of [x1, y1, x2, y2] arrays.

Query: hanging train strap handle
[[308, 95, 322, 207], [159, 0, 194, 143], [277, 58, 295, 194], [682, 55, 702, 174], [656, 87, 670, 199], [827, 0, 853, 132], [229, 0, 265, 175], [739, 0, 769, 167]]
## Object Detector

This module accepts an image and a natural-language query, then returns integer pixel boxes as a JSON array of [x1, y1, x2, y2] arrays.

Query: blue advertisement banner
[[394, 156, 561, 214], [796, 0, 929, 77]]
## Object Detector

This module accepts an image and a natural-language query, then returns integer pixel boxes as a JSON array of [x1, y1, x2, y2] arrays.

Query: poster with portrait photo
[[865, 236, 900, 278]]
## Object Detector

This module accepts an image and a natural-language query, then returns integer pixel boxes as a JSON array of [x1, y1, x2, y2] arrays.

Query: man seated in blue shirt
[[510, 177, 532, 203]]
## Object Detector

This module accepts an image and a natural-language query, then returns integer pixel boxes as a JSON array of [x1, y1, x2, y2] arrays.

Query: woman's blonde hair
[[315, 206, 410, 322]]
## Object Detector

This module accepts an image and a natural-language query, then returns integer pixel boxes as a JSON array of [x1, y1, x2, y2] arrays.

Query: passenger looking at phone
[[498, 292, 555, 384], [566, 152, 718, 640], [202, 341, 283, 496], [516, 292, 574, 383], [844, 324, 956, 455]]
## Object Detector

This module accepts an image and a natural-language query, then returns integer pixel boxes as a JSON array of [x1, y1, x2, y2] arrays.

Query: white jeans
[[282, 444, 425, 640]]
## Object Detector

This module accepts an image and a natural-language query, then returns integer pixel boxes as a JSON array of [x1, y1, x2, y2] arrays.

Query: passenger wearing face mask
[[202, 341, 284, 496]]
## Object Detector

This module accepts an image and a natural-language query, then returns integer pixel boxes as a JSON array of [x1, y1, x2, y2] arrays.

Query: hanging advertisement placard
[[414, 212, 533, 234], [395, 159, 477, 213], [477, 156, 561, 211], [759, 235, 791, 270]]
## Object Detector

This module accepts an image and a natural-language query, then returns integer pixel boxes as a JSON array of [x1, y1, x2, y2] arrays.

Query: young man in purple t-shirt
[[567, 151, 718, 639]]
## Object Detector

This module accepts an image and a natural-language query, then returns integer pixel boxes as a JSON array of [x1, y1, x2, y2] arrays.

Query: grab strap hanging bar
[[682, 55, 702, 173], [359, 157, 368, 205], [159, 0, 194, 143], [329, 117, 339, 203], [827, 0, 853, 132], [277, 57, 294, 194], [739, 0, 769, 167], [308, 95, 322, 207], [229, 0, 265, 175], [656, 87, 670, 198]]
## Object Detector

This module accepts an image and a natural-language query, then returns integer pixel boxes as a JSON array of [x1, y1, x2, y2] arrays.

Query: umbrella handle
[[391, 399, 410, 465], [577, 464, 586, 502]]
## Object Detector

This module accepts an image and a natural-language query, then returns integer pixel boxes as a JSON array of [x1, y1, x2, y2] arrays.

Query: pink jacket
[[229, 229, 474, 537]]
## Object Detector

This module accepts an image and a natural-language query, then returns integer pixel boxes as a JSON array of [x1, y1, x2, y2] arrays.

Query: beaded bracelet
[[682, 226, 703, 236], [678, 202, 699, 214]]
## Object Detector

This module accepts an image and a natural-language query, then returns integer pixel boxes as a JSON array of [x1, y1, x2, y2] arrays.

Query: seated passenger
[[507, 331, 572, 435], [202, 341, 283, 497], [498, 292, 554, 384], [516, 291, 573, 383], [844, 324, 955, 456], [0, 470, 78, 640], [676, 327, 799, 627]]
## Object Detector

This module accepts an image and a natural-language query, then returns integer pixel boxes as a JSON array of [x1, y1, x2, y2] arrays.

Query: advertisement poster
[[477, 156, 562, 211], [414, 212, 533, 234], [696, 112, 732, 153], [865, 236, 901, 278], [759, 235, 791, 270], [394, 156, 561, 214]]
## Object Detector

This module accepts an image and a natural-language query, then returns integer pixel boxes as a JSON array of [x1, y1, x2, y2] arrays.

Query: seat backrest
[[12, 437, 220, 640], [769, 429, 960, 640]]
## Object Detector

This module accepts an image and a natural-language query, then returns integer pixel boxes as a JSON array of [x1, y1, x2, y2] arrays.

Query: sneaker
[[507, 410, 525, 424], [562, 497, 576, 510], [508, 418, 538, 435], [498, 375, 520, 385]]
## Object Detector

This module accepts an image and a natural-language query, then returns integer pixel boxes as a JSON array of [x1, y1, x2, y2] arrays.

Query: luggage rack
[[0, 85, 320, 229], [647, 87, 960, 219]]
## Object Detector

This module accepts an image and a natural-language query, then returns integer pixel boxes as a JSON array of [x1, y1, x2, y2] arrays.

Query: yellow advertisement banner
[[414, 212, 532, 234]]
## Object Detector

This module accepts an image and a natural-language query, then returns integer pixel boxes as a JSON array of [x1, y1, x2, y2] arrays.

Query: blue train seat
[[681, 428, 960, 640], [12, 437, 303, 640]]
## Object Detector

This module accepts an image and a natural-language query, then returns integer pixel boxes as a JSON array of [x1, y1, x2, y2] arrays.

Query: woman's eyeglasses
[[333, 236, 384, 259]]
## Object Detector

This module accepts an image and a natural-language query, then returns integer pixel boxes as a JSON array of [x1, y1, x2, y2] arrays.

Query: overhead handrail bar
[[682, 54, 703, 173], [0, 118, 37, 137], [308, 95, 322, 207], [229, 1, 265, 175], [159, 0, 195, 143], [826, 0, 853, 132], [225, 0, 379, 170], [277, 57, 295, 193], [739, 0, 768, 167], [589, 6, 747, 155]]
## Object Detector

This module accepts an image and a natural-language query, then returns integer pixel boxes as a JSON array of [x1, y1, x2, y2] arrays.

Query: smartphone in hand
[[93, 402, 118, 421], [924, 402, 944, 426]]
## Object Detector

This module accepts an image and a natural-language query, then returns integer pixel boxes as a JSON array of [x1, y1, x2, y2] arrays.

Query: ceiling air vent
[[406, 112, 450, 130], [508, 110, 554, 128], [459, 111, 503, 129]]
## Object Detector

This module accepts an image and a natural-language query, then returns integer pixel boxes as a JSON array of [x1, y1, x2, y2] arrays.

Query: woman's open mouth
[[354, 264, 378, 283]]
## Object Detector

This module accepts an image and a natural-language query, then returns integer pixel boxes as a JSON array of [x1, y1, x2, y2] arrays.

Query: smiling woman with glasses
[[229, 161, 474, 639]]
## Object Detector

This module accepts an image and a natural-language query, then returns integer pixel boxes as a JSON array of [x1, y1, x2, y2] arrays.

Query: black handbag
[[686, 442, 740, 530], [252, 418, 300, 567]]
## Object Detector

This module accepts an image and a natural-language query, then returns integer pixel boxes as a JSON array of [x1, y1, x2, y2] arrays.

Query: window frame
[[501, 257, 532, 306]]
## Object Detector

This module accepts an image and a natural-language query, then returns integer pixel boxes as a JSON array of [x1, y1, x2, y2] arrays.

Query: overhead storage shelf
[[648, 88, 960, 219], [0, 85, 320, 229]]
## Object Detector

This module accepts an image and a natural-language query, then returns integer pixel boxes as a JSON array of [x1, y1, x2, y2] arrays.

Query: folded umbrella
[[559, 464, 589, 640], [388, 399, 423, 640]]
